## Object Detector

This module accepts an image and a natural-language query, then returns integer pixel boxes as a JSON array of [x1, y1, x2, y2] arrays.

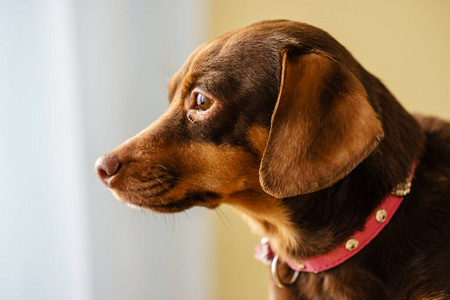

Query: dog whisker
[[153, 174, 173, 192], [182, 210, 192, 224], [215, 207, 234, 233], [154, 164, 168, 171]]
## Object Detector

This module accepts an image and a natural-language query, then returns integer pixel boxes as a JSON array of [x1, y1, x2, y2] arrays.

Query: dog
[[95, 20, 450, 299]]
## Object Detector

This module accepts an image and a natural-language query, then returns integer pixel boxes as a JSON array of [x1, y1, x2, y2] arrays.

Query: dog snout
[[95, 153, 121, 187]]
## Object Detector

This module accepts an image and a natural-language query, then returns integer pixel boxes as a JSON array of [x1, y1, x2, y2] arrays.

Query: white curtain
[[0, 0, 213, 299]]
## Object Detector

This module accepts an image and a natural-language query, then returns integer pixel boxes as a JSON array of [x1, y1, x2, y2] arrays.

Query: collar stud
[[295, 262, 305, 269], [375, 208, 387, 223], [345, 238, 359, 251]]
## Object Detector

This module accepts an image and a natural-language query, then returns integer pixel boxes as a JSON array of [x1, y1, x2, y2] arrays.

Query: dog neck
[[229, 74, 426, 273], [256, 162, 417, 275], [285, 76, 426, 258]]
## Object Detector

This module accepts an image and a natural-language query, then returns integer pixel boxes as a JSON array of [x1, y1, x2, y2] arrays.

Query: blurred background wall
[[1, 0, 214, 299], [1, 1, 448, 300]]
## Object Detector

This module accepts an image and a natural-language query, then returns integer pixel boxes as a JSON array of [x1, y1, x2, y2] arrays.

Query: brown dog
[[95, 20, 450, 299]]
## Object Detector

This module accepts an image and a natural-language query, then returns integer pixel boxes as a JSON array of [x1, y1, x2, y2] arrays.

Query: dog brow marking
[[181, 73, 200, 98]]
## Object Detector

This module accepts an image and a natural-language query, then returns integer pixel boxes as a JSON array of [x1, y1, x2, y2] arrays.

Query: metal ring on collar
[[271, 254, 300, 289]]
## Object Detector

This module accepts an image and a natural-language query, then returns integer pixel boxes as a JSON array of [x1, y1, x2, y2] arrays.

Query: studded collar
[[255, 162, 417, 287]]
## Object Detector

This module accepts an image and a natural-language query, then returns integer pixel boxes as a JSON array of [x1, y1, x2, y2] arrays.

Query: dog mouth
[[106, 164, 222, 213]]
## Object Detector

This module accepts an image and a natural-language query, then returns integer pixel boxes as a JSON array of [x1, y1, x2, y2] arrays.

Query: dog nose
[[95, 153, 120, 187]]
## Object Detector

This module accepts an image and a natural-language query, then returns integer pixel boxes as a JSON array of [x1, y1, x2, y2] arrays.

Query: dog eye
[[196, 93, 214, 112]]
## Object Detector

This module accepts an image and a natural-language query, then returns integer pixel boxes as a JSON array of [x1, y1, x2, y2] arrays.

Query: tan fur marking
[[181, 73, 199, 96], [224, 190, 301, 262], [246, 126, 270, 156]]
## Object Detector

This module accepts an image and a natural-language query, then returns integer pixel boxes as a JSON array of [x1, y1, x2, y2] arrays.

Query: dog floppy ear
[[259, 49, 384, 198]]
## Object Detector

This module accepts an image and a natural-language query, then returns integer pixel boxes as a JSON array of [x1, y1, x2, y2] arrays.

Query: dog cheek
[[247, 125, 270, 157], [204, 145, 261, 191]]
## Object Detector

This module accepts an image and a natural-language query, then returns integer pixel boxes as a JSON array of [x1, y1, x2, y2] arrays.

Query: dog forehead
[[191, 32, 279, 71], [180, 21, 341, 81], [173, 29, 284, 101], [178, 19, 351, 77], [169, 20, 356, 109]]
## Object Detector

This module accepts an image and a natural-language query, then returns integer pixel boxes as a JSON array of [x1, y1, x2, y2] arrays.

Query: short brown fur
[[96, 20, 450, 299]]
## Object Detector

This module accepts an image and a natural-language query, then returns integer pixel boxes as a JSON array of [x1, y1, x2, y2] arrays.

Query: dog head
[[95, 20, 384, 255]]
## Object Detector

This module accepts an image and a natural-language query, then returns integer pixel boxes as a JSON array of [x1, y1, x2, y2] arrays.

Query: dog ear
[[259, 49, 384, 198]]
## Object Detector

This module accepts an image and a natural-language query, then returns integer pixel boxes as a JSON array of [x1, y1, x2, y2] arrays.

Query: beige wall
[[207, 1, 450, 299]]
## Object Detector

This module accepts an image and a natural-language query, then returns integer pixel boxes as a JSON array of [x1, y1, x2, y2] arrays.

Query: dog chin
[[126, 203, 146, 211], [113, 189, 221, 213], [121, 198, 194, 213], [125, 200, 219, 213]]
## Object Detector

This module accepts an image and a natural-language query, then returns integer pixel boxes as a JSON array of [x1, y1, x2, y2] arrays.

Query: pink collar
[[255, 163, 417, 275]]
